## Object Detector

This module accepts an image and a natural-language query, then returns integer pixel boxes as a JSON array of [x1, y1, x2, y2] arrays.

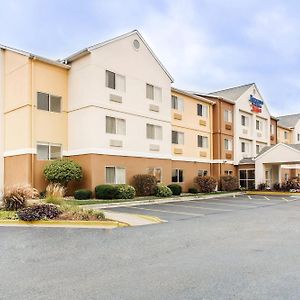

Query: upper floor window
[[298, 133, 300, 142], [146, 84, 162, 102], [224, 139, 232, 151], [147, 167, 162, 183], [241, 141, 250, 153], [172, 169, 183, 183], [37, 92, 61, 113], [105, 166, 125, 184], [105, 70, 125, 92], [106, 116, 126, 135], [198, 135, 208, 148], [256, 119, 264, 131], [37, 142, 62, 160], [270, 124, 275, 135], [171, 95, 184, 112], [284, 131, 288, 139], [197, 104, 208, 118], [224, 109, 232, 123], [241, 115, 249, 127], [146, 124, 162, 140], [172, 131, 184, 145], [256, 144, 260, 155]]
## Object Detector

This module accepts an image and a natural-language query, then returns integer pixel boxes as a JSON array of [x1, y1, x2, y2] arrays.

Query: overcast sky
[[0, 0, 299, 116]]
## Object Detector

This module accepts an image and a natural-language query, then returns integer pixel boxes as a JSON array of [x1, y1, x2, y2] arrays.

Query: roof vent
[[133, 39, 140, 50]]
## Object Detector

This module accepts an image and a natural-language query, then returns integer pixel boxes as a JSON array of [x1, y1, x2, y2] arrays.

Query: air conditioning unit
[[174, 148, 183, 155], [110, 140, 123, 147], [149, 144, 160, 151], [149, 104, 159, 112], [110, 94, 122, 103]]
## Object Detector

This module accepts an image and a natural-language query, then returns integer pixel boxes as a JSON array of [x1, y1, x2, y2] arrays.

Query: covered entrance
[[255, 143, 300, 188]]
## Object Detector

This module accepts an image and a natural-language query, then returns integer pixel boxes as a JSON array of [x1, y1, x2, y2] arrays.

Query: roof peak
[[208, 82, 255, 95]]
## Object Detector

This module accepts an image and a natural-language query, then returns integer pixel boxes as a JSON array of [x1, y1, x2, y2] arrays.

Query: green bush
[[44, 159, 83, 186], [188, 187, 198, 194], [167, 184, 182, 196], [194, 176, 217, 193], [115, 185, 136, 199], [132, 174, 157, 196], [95, 185, 118, 200], [74, 189, 92, 200], [220, 176, 239, 191], [154, 185, 172, 198], [17, 204, 61, 221]]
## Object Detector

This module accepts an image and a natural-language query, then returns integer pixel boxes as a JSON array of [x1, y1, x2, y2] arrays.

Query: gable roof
[[63, 29, 174, 82], [255, 143, 300, 159], [208, 83, 255, 101], [171, 87, 215, 105], [277, 113, 300, 128]]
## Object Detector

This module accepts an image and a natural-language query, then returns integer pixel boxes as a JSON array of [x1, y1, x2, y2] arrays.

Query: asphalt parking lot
[[104, 194, 300, 222]]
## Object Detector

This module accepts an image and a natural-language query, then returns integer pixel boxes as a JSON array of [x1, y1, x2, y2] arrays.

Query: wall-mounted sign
[[249, 95, 263, 113]]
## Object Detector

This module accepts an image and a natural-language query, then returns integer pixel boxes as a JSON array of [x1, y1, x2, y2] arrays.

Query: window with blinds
[[105, 167, 126, 184], [172, 131, 184, 144], [197, 103, 208, 117], [106, 70, 126, 92], [146, 124, 162, 140], [146, 83, 162, 101], [106, 116, 126, 135], [37, 92, 61, 113], [197, 135, 208, 148]]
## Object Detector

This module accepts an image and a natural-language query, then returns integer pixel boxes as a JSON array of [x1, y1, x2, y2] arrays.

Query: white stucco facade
[[67, 31, 172, 159], [233, 84, 271, 165], [0, 49, 4, 191]]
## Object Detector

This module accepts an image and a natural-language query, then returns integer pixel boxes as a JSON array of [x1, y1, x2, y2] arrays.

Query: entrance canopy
[[255, 143, 300, 188]]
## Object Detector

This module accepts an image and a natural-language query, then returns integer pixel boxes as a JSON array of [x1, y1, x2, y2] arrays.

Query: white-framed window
[[146, 124, 162, 140], [105, 70, 126, 92], [172, 169, 183, 183], [270, 124, 275, 135], [146, 84, 162, 102], [172, 131, 184, 145], [105, 166, 126, 184], [284, 131, 288, 139], [241, 141, 250, 153], [224, 139, 232, 151], [106, 116, 126, 135], [239, 169, 255, 190], [198, 170, 208, 177], [225, 170, 233, 176], [256, 144, 260, 155], [241, 115, 249, 127], [197, 104, 208, 118], [147, 167, 162, 183], [37, 143, 62, 160], [171, 95, 184, 112], [198, 135, 208, 148], [224, 110, 232, 123], [37, 92, 61, 113]]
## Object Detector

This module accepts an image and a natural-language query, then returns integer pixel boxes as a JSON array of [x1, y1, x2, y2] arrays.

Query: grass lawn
[[0, 210, 18, 220]]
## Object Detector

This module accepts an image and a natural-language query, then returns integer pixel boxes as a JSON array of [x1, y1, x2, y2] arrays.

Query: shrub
[[95, 185, 118, 200], [281, 178, 300, 191], [257, 183, 267, 191], [188, 187, 198, 194], [132, 174, 157, 196], [60, 206, 105, 221], [18, 204, 61, 221], [194, 176, 217, 193], [3, 185, 39, 211], [74, 189, 92, 200], [167, 184, 182, 196], [154, 185, 172, 198], [220, 176, 239, 191], [44, 159, 83, 186], [115, 185, 136, 199], [273, 182, 281, 191]]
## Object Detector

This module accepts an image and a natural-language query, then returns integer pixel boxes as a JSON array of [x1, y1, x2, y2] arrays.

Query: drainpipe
[[30, 58, 34, 188]]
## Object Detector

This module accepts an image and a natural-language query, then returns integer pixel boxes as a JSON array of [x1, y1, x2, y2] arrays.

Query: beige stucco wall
[[277, 126, 292, 144]]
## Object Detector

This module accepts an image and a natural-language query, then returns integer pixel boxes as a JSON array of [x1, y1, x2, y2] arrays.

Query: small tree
[[194, 176, 217, 193], [44, 159, 83, 187], [220, 176, 239, 191]]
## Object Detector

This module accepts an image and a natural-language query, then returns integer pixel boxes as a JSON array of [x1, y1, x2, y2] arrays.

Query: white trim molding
[[4, 148, 36, 157]]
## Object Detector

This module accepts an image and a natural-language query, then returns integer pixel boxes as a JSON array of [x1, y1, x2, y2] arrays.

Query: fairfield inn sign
[[249, 95, 264, 113]]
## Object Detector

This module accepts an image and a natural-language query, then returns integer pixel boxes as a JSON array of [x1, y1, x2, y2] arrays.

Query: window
[[256, 120, 260, 130], [172, 131, 184, 144], [224, 110, 232, 123], [284, 131, 288, 139], [270, 124, 275, 135], [198, 170, 208, 177], [241, 115, 248, 126], [37, 143, 62, 160], [37, 92, 61, 113], [105, 70, 125, 91], [172, 169, 183, 183], [147, 167, 162, 183], [146, 124, 162, 140], [239, 169, 255, 190], [297, 133, 300, 142], [171, 95, 184, 112], [198, 135, 208, 148], [197, 104, 208, 118], [224, 139, 232, 151], [256, 144, 260, 155], [225, 170, 233, 176], [105, 167, 126, 184], [241, 141, 249, 153], [106, 116, 126, 135], [146, 84, 162, 101]]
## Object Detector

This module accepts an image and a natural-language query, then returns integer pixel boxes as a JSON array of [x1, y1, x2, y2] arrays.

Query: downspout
[[30, 58, 34, 187]]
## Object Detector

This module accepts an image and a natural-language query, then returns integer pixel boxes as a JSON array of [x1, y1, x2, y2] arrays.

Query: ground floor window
[[172, 169, 183, 183], [105, 166, 126, 184], [147, 167, 162, 183], [239, 169, 255, 189], [198, 169, 208, 177], [37, 143, 62, 160], [225, 170, 233, 176]]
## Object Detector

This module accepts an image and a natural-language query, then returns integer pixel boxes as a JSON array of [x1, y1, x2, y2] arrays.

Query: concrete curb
[[84, 192, 243, 209], [0, 219, 128, 229]]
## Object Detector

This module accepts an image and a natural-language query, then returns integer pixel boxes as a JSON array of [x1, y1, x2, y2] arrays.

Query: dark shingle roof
[[208, 83, 254, 101], [277, 113, 300, 128]]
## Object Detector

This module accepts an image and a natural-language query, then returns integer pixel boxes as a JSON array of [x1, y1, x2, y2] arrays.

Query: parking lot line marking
[[264, 196, 270, 201], [160, 203, 232, 212], [248, 195, 252, 200], [131, 206, 205, 217], [195, 201, 258, 208], [208, 198, 274, 206], [282, 197, 288, 202]]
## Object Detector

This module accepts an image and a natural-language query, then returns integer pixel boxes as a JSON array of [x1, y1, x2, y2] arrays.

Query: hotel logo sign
[[249, 95, 263, 113]]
